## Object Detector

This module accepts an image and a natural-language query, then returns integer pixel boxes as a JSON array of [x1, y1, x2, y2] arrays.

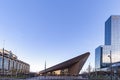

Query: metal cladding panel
[[39, 52, 90, 75]]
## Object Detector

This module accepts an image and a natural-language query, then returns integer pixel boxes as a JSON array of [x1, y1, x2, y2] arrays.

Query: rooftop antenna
[[45, 60, 46, 70]]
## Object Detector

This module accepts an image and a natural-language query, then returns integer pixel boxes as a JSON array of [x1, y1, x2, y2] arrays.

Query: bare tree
[[86, 63, 92, 79]]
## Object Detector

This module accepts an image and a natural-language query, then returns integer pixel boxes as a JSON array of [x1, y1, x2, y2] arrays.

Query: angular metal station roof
[[39, 52, 90, 75]]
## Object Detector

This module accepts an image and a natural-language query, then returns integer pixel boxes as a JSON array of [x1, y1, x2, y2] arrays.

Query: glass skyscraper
[[95, 15, 120, 70], [105, 16, 120, 45]]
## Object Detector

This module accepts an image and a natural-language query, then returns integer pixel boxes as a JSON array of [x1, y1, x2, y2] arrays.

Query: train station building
[[39, 52, 90, 76]]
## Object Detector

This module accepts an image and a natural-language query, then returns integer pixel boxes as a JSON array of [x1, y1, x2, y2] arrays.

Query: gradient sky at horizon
[[0, 0, 120, 72]]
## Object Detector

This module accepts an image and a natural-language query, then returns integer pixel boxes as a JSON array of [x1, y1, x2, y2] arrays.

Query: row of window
[[42, 68, 70, 76], [0, 55, 29, 74]]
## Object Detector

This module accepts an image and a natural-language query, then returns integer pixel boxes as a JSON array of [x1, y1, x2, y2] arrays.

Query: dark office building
[[0, 48, 30, 75], [95, 15, 120, 71]]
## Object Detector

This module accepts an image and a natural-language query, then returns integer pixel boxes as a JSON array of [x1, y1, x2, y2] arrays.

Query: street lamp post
[[2, 41, 5, 76], [108, 51, 112, 80], [44, 61, 46, 78], [2, 48, 4, 76]]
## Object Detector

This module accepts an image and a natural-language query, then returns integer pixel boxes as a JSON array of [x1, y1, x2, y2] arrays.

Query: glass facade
[[0, 49, 30, 75], [105, 16, 111, 45], [45, 68, 69, 76], [105, 16, 120, 45], [0, 56, 2, 69], [95, 15, 120, 70], [95, 46, 102, 69], [102, 45, 120, 63], [10, 60, 13, 70], [4, 57, 9, 70]]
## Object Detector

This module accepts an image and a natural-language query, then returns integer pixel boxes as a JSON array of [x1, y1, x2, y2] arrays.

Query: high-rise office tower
[[105, 16, 120, 45], [95, 15, 120, 70]]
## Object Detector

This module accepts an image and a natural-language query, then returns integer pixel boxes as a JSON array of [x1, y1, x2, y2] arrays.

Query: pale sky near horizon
[[0, 0, 120, 72]]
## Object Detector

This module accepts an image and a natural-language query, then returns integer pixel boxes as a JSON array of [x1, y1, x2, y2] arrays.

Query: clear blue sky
[[0, 0, 120, 72]]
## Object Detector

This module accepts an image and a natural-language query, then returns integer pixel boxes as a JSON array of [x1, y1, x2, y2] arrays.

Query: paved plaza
[[0, 76, 87, 80]]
